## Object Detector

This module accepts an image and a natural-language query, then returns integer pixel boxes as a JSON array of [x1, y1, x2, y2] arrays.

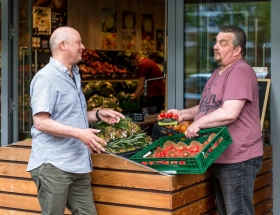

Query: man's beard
[[214, 54, 222, 66]]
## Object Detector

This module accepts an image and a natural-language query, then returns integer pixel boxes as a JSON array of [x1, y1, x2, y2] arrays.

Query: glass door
[[1, 0, 14, 146], [18, 0, 33, 140], [1, 0, 33, 145]]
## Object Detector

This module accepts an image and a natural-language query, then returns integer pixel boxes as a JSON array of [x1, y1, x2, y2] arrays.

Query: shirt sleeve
[[223, 66, 256, 103], [30, 75, 57, 116]]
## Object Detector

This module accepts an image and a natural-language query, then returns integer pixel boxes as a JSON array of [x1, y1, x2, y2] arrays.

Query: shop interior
[[18, 0, 166, 139]]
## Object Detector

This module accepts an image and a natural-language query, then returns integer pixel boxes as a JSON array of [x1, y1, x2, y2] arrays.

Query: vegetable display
[[82, 81, 138, 112], [90, 117, 153, 154]]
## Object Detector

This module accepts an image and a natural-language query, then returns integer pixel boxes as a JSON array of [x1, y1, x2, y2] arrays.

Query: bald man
[[27, 27, 124, 215]]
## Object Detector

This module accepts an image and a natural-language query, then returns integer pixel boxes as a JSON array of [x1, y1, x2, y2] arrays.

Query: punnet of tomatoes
[[157, 112, 179, 126]]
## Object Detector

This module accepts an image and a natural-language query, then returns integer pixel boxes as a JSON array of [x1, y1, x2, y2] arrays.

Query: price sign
[[129, 113, 144, 122]]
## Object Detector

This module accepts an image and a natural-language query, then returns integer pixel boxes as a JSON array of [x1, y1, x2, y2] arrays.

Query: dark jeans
[[209, 156, 263, 215], [30, 164, 97, 215]]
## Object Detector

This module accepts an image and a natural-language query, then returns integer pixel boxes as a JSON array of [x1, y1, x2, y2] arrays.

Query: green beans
[[104, 132, 152, 153]]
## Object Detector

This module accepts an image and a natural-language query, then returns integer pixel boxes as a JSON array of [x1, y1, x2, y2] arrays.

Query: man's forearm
[[87, 110, 99, 123], [180, 105, 199, 121], [132, 86, 143, 99], [34, 117, 82, 139]]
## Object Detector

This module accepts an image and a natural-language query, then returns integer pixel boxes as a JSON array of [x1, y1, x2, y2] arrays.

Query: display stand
[[0, 139, 273, 215]]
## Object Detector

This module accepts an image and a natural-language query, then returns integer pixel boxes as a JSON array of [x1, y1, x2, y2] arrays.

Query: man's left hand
[[185, 121, 200, 138], [97, 109, 125, 124]]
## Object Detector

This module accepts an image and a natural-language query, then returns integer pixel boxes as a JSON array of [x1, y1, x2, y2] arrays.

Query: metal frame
[[12, 0, 19, 142], [1, 0, 11, 146], [271, 0, 279, 213], [1, 0, 22, 146], [167, 0, 184, 110]]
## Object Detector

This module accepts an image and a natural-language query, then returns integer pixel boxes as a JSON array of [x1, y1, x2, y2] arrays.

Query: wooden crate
[[0, 139, 273, 215]]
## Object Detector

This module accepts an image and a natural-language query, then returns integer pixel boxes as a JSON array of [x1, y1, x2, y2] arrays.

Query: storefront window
[[183, 0, 271, 143]]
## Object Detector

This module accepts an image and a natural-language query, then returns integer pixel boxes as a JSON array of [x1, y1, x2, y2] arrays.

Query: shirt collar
[[49, 57, 79, 75]]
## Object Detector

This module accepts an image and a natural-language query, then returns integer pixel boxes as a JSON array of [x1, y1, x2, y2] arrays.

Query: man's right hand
[[166, 109, 183, 123], [78, 128, 107, 154]]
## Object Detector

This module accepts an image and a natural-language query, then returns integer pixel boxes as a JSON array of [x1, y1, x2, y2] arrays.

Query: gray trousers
[[30, 163, 97, 215]]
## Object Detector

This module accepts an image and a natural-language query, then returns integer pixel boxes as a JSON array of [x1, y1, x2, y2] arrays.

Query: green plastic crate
[[119, 98, 140, 110], [130, 126, 232, 174]]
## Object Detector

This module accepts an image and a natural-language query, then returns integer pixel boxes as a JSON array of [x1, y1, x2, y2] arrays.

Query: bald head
[[49, 27, 77, 54], [48, 26, 85, 70]]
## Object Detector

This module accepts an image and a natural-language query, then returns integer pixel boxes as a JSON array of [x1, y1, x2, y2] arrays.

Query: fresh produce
[[80, 49, 127, 77], [90, 117, 153, 154], [97, 82, 116, 97], [150, 139, 204, 158], [82, 82, 98, 100], [83, 81, 123, 111], [172, 121, 193, 133], [82, 49, 101, 61], [157, 112, 179, 126], [140, 133, 223, 166], [115, 91, 132, 100], [105, 132, 152, 154], [157, 112, 178, 120]]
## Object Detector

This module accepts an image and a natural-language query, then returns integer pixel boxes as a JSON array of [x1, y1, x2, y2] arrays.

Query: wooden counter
[[0, 139, 273, 215]]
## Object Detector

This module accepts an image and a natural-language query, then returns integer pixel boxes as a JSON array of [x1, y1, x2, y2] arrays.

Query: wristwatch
[[96, 110, 101, 120]]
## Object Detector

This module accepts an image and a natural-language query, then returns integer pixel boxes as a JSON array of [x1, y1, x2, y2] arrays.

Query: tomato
[[166, 113, 173, 118], [160, 112, 166, 118], [172, 114, 179, 120], [157, 116, 163, 120], [171, 161, 178, 164]]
